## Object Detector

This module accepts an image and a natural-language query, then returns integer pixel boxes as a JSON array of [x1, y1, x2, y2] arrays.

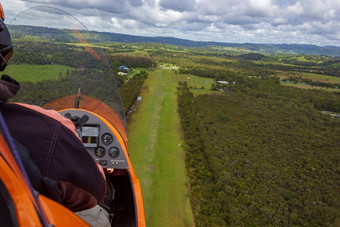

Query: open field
[[254, 60, 307, 67], [128, 69, 196, 227], [157, 63, 216, 95], [281, 81, 340, 92], [173, 73, 215, 89], [12, 36, 51, 43], [4, 64, 73, 83], [300, 72, 340, 83], [173, 73, 216, 96], [157, 63, 179, 70], [277, 72, 340, 83]]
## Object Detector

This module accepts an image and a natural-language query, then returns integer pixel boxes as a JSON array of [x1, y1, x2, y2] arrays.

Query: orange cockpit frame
[[0, 2, 5, 21]]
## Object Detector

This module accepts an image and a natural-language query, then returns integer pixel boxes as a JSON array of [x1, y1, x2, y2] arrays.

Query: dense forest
[[178, 79, 340, 226], [172, 46, 340, 226]]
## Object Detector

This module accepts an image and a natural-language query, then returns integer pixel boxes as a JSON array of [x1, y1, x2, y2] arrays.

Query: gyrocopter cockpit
[[2, 5, 145, 227]]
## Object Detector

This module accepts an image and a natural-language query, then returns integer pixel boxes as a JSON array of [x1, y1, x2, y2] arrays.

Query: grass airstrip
[[128, 69, 213, 226]]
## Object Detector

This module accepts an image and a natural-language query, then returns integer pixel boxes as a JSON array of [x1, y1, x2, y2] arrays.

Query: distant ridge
[[89, 30, 340, 56], [8, 24, 340, 57]]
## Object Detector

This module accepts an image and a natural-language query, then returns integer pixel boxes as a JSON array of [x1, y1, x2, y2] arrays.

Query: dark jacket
[[0, 76, 106, 212]]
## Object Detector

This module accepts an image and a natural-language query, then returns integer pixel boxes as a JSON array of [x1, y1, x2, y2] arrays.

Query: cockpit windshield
[[5, 6, 127, 135]]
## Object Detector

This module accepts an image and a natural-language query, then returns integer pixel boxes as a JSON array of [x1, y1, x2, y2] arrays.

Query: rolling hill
[[8, 24, 340, 57]]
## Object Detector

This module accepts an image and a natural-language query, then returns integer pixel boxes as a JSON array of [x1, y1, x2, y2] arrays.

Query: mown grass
[[173, 73, 216, 96], [281, 81, 340, 92], [156, 63, 216, 95], [300, 72, 340, 83], [3, 64, 73, 83], [173, 73, 214, 88], [277, 72, 340, 84], [254, 60, 307, 67], [128, 69, 196, 227]]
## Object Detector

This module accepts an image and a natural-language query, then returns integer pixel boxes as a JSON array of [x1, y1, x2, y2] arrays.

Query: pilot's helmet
[[0, 3, 12, 71]]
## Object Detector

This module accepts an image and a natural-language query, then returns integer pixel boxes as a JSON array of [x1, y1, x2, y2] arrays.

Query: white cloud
[[110, 17, 122, 29], [205, 23, 220, 32], [121, 19, 140, 29], [198, 15, 222, 22], [1, 0, 339, 46], [159, 0, 196, 12], [286, 1, 303, 15], [273, 17, 287, 25]]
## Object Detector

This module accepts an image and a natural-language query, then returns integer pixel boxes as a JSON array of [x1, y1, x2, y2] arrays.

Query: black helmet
[[0, 3, 12, 71]]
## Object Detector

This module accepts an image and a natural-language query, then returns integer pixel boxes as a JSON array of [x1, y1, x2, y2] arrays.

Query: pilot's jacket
[[0, 75, 106, 212]]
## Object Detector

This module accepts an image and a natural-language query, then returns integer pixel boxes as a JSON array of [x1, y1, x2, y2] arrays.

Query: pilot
[[0, 3, 110, 226]]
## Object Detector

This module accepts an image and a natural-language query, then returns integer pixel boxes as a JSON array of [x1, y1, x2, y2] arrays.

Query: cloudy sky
[[2, 0, 340, 46]]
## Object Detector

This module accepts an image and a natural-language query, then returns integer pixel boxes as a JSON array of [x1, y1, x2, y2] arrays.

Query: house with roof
[[119, 65, 130, 71]]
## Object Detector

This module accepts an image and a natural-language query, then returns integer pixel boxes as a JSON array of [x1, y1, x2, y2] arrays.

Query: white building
[[118, 72, 128, 76], [217, 81, 229, 85]]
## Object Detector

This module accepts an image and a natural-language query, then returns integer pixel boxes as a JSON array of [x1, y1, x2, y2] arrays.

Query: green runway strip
[[128, 70, 195, 227]]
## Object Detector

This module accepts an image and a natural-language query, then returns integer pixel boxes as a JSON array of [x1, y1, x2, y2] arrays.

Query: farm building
[[119, 65, 130, 70], [118, 72, 128, 76]]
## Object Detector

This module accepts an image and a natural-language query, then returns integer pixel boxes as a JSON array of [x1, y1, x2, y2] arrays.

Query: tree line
[[120, 71, 148, 115]]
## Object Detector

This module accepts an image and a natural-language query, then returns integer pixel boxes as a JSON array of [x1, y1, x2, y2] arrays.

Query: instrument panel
[[60, 109, 129, 169]]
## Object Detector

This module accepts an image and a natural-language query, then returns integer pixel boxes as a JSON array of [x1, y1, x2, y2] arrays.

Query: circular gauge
[[94, 146, 106, 158], [102, 133, 114, 145], [108, 147, 120, 158]]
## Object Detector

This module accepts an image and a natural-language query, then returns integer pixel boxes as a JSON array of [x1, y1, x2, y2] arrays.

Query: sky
[[1, 0, 340, 46]]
